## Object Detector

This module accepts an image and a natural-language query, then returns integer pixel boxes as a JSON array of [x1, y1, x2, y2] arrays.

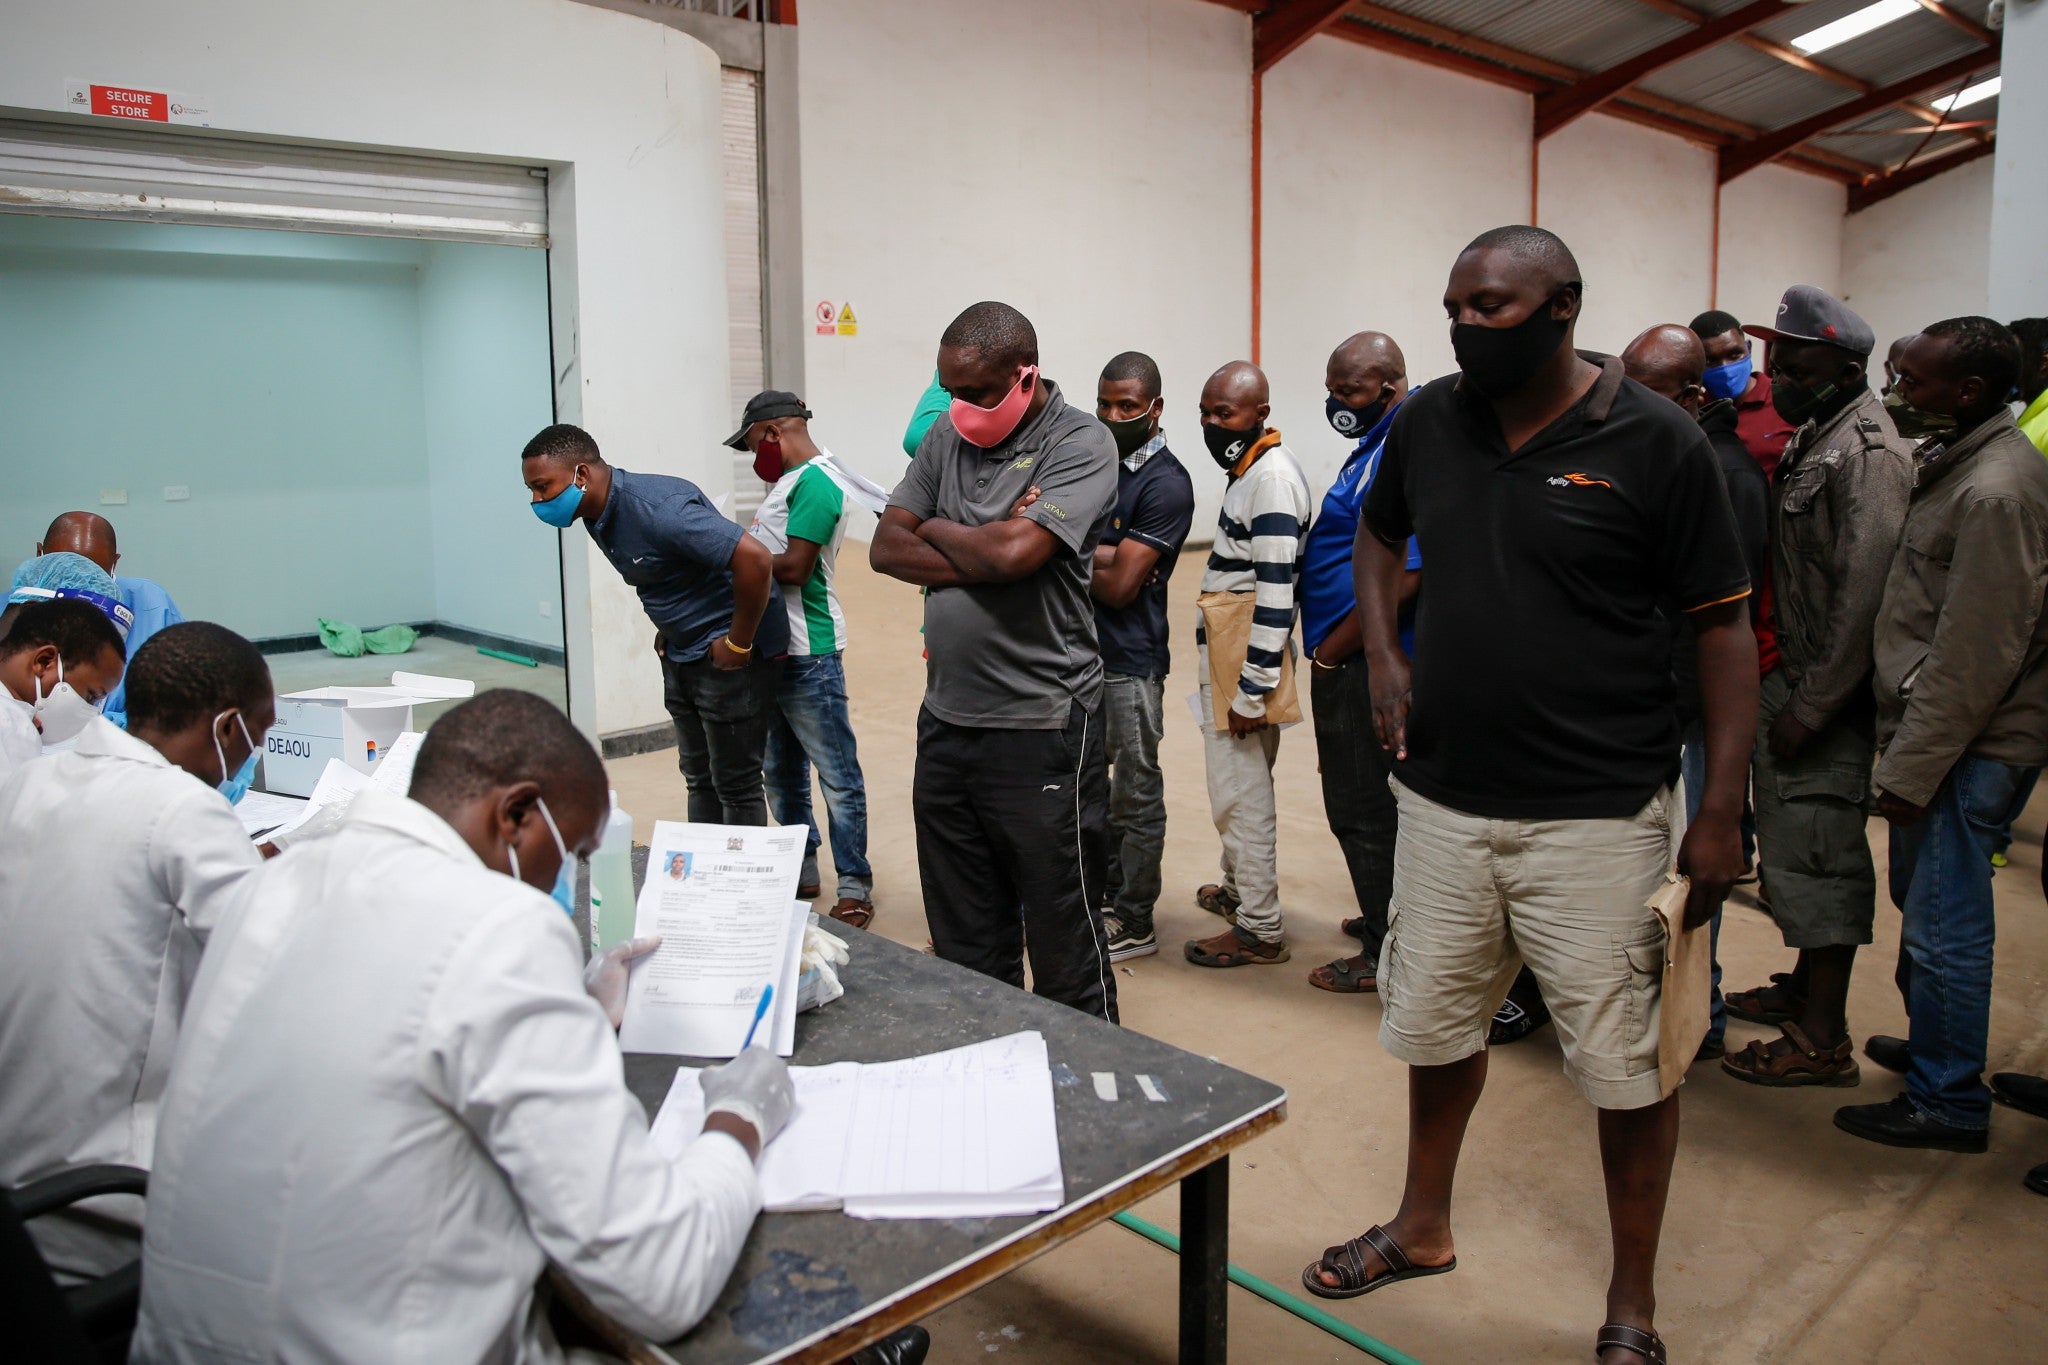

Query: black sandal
[[1300, 1224, 1455, 1300], [1595, 1323, 1666, 1363]]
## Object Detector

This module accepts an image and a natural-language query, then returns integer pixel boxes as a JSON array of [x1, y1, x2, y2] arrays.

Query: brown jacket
[[1873, 409, 2048, 807], [1771, 389, 1914, 732]]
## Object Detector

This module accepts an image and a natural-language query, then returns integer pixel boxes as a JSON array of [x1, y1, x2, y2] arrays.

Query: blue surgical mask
[[212, 711, 259, 802], [508, 795, 579, 916], [1703, 355, 1753, 402], [531, 482, 584, 528]]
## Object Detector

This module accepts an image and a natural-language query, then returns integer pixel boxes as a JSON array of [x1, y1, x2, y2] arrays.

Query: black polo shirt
[[1362, 356, 1750, 820], [1095, 443, 1196, 679]]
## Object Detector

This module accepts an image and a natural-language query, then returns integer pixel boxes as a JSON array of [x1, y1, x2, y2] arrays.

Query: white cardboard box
[[261, 673, 474, 797]]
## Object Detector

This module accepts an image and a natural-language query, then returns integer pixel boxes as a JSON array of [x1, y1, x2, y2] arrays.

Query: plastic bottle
[[588, 791, 638, 955]]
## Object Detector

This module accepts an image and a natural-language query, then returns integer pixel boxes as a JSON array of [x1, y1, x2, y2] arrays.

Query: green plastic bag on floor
[[316, 620, 418, 658]]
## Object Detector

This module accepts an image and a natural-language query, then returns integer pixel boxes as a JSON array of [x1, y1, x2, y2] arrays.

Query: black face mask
[[1770, 374, 1838, 428], [1102, 411, 1156, 458], [1325, 390, 1391, 438], [1202, 422, 1261, 473], [1451, 291, 1574, 399]]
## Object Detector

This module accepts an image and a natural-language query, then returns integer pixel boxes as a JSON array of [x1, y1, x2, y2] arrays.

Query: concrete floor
[[262, 634, 567, 734], [606, 556, 2048, 1364]]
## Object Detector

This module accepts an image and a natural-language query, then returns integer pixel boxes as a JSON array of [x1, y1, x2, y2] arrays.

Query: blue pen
[[740, 983, 775, 1051]]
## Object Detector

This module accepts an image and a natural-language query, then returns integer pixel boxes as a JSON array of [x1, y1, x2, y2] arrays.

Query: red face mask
[[752, 435, 784, 485], [949, 366, 1038, 448]]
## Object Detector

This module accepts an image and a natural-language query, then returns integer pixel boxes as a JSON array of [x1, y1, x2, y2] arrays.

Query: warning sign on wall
[[64, 79, 212, 126], [836, 303, 858, 337], [814, 301, 837, 336]]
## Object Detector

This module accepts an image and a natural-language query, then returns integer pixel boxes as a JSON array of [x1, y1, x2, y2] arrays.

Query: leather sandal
[[1195, 884, 1241, 921], [1595, 1322, 1666, 1363], [1184, 925, 1289, 968], [1301, 1223, 1455, 1300], [1723, 972, 1804, 1025], [828, 898, 874, 931], [1720, 1021, 1859, 1087], [1309, 953, 1378, 993]]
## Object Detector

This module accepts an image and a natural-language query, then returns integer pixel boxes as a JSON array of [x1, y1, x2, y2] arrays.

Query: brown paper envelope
[[1196, 589, 1301, 731], [1648, 875, 1710, 1098]]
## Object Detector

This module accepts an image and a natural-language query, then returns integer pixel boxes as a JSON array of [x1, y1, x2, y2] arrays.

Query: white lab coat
[[0, 693, 42, 781], [132, 785, 761, 1365], [0, 716, 260, 1279]]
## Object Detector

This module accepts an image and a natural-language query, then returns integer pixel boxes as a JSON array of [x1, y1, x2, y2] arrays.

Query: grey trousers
[[1102, 672, 1168, 933]]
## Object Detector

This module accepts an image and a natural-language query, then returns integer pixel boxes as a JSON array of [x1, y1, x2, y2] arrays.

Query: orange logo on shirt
[[1547, 472, 1613, 489]]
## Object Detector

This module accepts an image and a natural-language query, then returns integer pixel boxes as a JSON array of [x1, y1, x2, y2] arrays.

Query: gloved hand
[[582, 934, 661, 1029], [266, 797, 353, 851], [700, 1046, 795, 1152]]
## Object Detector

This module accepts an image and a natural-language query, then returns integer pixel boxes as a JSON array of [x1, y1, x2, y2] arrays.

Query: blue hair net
[[8, 552, 134, 640]]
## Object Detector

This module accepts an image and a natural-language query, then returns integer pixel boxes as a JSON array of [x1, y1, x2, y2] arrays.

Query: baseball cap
[[723, 390, 813, 449], [1743, 285, 1875, 357]]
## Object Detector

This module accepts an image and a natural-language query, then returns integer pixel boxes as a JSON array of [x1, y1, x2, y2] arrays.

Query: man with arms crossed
[[1302, 227, 1756, 1365], [871, 301, 1120, 1021]]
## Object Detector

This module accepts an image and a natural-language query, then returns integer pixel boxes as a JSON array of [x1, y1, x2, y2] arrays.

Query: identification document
[[617, 821, 809, 1058]]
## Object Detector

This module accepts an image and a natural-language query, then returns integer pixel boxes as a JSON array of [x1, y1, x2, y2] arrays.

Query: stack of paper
[[617, 821, 810, 1058], [648, 1031, 1065, 1219]]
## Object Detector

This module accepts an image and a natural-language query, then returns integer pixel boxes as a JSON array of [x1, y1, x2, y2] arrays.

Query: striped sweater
[[1198, 435, 1312, 718]]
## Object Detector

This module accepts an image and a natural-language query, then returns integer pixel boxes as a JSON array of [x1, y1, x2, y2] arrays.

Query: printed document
[[617, 821, 808, 1057], [649, 1031, 1064, 1217]]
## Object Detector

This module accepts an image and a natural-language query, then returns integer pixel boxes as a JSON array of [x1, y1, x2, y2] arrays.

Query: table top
[[583, 850, 1287, 1364]]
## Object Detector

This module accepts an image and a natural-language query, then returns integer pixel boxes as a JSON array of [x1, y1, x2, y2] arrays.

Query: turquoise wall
[[0, 216, 557, 648]]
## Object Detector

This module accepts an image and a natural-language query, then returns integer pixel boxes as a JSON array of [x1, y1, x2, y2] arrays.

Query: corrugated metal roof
[[1295, 0, 1999, 182]]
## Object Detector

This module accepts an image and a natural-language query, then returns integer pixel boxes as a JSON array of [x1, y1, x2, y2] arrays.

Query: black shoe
[[1833, 1094, 1988, 1153], [1992, 1072, 2048, 1121], [1487, 996, 1551, 1047], [1695, 1035, 1726, 1064], [2026, 1162, 2048, 1197], [849, 1325, 931, 1365], [1864, 1034, 1909, 1075]]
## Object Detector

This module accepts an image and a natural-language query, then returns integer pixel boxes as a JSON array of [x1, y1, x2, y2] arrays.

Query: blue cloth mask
[[1326, 391, 1391, 439], [1703, 355, 1753, 402], [531, 483, 584, 528]]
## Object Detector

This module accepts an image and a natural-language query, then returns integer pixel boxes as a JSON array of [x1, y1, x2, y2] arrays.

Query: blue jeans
[[1889, 754, 2040, 1129], [764, 653, 873, 901]]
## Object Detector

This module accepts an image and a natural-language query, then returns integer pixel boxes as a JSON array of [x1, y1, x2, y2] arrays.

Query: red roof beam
[[1535, 1, 1795, 138], [1253, 0, 1358, 75], [1719, 50, 1996, 181]]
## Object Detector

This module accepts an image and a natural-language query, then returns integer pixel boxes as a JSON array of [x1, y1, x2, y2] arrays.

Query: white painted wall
[[794, 0, 1252, 537], [1260, 37, 1532, 494], [0, 0, 731, 739], [1717, 162, 1846, 333], [1537, 114, 1717, 355], [1842, 154, 1993, 353], [1991, 0, 2048, 315]]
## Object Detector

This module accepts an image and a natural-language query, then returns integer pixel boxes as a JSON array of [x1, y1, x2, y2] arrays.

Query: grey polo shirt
[[889, 378, 1117, 729]]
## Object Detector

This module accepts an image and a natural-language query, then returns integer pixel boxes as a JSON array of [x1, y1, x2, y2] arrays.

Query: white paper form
[[264, 758, 372, 839], [617, 821, 808, 1058], [370, 731, 425, 795], [234, 790, 309, 839], [649, 1061, 863, 1212]]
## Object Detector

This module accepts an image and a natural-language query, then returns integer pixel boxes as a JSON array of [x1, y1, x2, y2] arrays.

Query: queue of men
[[4, 221, 2048, 1363]]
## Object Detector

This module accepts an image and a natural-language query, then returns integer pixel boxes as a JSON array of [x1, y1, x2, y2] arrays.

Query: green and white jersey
[[749, 450, 857, 656]]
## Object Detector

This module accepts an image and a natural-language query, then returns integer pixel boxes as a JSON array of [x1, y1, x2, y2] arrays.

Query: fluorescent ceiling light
[[1931, 76, 2001, 112], [1790, 0, 1919, 56]]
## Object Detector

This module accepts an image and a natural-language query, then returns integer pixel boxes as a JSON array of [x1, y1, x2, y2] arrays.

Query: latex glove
[[801, 918, 850, 972], [582, 934, 661, 1029], [700, 1046, 795, 1150], [266, 797, 352, 851]]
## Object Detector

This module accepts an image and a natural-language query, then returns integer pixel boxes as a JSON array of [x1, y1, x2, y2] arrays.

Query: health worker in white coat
[[0, 596, 130, 781], [132, 689, 794, 1364], [0, 621, 273, 1280]]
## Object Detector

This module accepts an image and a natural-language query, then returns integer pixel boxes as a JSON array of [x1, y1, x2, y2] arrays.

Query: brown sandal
[[1194, 884, 1241, 920], [827, 898, 874, 931], [1309, 953, 1378, 993], [1595, 1323, 1666, 1363], [1720, 1021, 1860, 1087], [1184, 925, 1289, 968], [1723, 973, 1804, 1025], [1300, 1223, 1455, 1300]]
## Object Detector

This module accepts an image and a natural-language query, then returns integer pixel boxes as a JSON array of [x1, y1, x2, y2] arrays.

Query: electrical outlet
[[99, 489, 128, 506], [538, 599, 555, 619], [163, 485, 190, 502]]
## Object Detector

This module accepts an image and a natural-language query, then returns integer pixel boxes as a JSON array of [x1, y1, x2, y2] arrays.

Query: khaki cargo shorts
[[1377, 778, 1683, 1110]]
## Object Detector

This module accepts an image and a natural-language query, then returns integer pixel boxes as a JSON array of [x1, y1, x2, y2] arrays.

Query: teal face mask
[[531, 483, 584, 528], [213, 711, 258, 803]]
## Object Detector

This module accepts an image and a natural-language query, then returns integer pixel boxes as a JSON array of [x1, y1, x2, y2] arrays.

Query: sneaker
[[1104, 915, 1157, 962], [1488, 996, 1551, 1046]]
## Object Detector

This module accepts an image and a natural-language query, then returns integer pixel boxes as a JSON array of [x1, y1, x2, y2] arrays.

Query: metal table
[[565, 852, 1287, 1364]]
